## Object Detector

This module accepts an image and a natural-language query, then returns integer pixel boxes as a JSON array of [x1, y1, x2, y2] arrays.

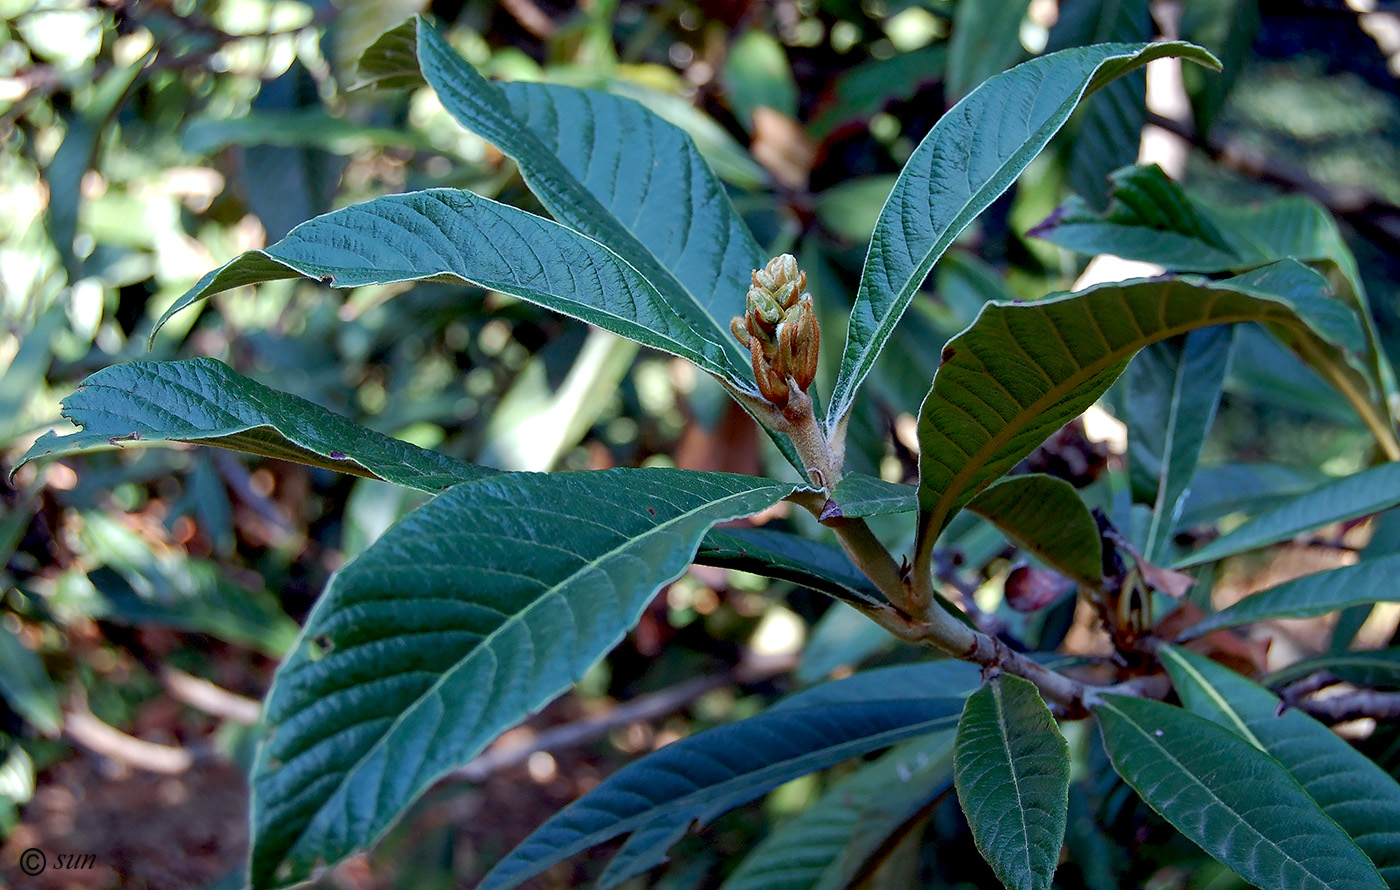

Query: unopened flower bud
[[749, 336, 790, 404], [778, 294, 820, 391], [731, 254, 821, 409]]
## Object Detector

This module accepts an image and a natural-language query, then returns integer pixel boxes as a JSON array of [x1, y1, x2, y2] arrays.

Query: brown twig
[[63, 705, 196, 775], [159, 666, 263, 725], [499, 0, 557, 39]]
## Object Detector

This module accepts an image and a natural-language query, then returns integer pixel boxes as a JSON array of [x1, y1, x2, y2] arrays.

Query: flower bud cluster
[[730, 254, 820, 409]]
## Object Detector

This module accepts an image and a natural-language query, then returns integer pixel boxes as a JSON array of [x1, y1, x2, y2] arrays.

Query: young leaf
[[1126, 326, 1234, 561], [249, 468, 796, 889], [1094, 695, 1387, 890], [480, 691, 972, 890], [915, 262, 1364, 544], [152, 190, 747, 387], [15, 358, 485, 492], [1177, 552, 1400, 641], [954, 675, 1070, 890], [414, 18, 763, 369], [720, 731, 956, 890], [1161, 645, 1400, 885], [824, 41, 1220, 435], [1175, 462, 1400, 567]]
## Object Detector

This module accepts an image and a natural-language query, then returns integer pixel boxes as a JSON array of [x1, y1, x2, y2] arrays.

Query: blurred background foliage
[[2, 0, 1400, 887]]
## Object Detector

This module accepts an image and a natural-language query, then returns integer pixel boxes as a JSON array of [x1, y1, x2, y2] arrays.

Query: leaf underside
[[484, 659, 988, 890], [1176, 462, 1400, 567], [250, 468, 795, 888], [16, 358, 485, 491], [826, 41, 1220, 434]]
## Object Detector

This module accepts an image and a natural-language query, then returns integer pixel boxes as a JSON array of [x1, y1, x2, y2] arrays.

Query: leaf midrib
[[923, 298, 1303, 536], [1160, 648, 1263, 748], [995, 681, 1039, 885]]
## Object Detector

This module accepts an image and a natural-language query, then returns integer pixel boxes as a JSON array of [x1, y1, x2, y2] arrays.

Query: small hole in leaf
[[308, 634, 334, 661], [647, 507, 656, 516]]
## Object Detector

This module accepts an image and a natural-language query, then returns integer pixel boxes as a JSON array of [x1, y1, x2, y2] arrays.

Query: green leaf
[[1127, 326, 1234, 561], [1265, 648, 1400, 692], [1176, 463, 1400, 567], [183, 110, 426, 156], [250, 468, 795, 888], [966, 475, 1103, 588], [720, 731, 956, 890], [945, 0, 1031, 102], [695, 527, 888, 609], [0, 301, 64, 443], [808, 45, 946, 140], [1052, 0, 1154, 210], [415, 18, 762, 372], [825, 41, 1220, 434], [1094, 695, 1387, 890], [829, 474, 917, 518], [916, 262, 1362, 542], [1031, 163, 1399, 418], [954, 675, 1070, 890], [1180, 0, 1261, 135], [1177, 462, 1328, 528], [1177, 553, 1400, 641], [76, 511, 300, 657], [1031, 163, 1242, 270], [723, 29, 799, 130], [830, 473, 1102, 586], [45, 51, 149, 279], [15, 358, 485, 493], [151, 190, 747, 387], [777, 661, 984, 712], [1161, 645, 1400, 885], [815, 176, 899, 244], [798, 603, 897, 683], [0, 625, 61, 737], [350, 17, 424, 91], [481, 689, 972, 890]]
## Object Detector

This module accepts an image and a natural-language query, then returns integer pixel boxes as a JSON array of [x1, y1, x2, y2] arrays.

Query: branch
[[159, 666, 263, 725], [1294, 688, 1400, 724], [63, 705, 196, 775]]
